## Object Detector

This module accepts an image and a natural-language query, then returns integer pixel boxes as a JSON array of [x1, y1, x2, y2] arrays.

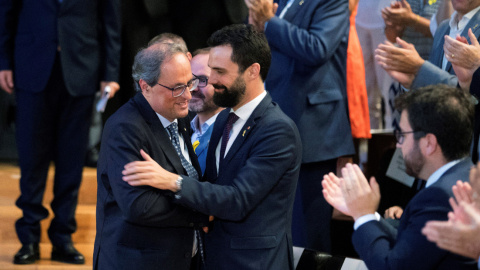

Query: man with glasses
[[93, 42, 208, 270], [323, 84, 478, 269], [122, 24, 302, 269], [189, 47, 224, 175]]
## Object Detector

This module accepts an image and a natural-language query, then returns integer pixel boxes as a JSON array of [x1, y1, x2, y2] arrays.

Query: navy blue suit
[[94, 93, 207, 270], [353, 158, 478, 270], [264, 0, 354, 251], [0, 0, 121, 246], [176, 93, 302, 270]]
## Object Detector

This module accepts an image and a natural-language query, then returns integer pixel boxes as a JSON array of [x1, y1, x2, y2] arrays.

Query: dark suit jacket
[[176, 93, 302, 270], [0, 0, 121, 96], [411, 9, 480, 89], [264, 0, 354, 163], [94, 93, 207, 270], [353, 158, 478, 270]]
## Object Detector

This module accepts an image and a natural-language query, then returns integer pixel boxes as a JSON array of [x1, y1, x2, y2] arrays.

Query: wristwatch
[[174, 176, 183, 199], [175, 175, 183, 191]]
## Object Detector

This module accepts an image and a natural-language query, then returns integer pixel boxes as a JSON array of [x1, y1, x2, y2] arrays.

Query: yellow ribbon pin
[[193, 140, 200, 152]]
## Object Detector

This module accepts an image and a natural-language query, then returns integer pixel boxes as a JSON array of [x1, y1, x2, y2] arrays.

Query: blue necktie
[[166, 122, 199, 180], [166, 122, 204, 266]]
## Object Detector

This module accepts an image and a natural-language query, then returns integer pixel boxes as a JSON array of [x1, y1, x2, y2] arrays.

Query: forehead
[[159, 53, 191, 82], [191, 54, 211, 75], [208, 45, 238, 72]]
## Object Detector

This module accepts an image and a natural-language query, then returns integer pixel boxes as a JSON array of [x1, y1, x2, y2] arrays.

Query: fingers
[[469, 28, 480, 47], [140, 149, 154, 161], [395, 37, 413, 49], [0, 70, 14, 94], [369, 176, 381, 198]]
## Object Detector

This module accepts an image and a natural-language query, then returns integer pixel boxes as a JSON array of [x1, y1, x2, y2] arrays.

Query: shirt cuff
[[354, 212, 381, 230]]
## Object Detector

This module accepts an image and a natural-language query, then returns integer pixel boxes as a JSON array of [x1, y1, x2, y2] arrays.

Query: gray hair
[[147, 33, 189, 54], [132, 43, 186, 92]]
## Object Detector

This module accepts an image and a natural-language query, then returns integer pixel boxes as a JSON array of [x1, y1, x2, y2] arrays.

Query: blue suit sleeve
[[264, 0, 349, 67], [352, 187, 451, 270], [176, 118, 301, 221], [100, 0, 121, 82], [0, 0, 17, 70]]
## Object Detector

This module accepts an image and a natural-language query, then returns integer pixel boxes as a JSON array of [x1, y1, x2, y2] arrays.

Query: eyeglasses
[[394, 129, 425, 144], [157, 77, 199, 97], [193, 74, 208, 87]]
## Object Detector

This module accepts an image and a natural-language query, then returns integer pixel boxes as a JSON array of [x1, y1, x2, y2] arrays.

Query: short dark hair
[[207, 24, 271, 81], [395, 84, 474, 161], [192, 47, 211, 57], [131, 43, 186, 92]]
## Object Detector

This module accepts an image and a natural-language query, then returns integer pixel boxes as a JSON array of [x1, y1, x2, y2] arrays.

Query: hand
[[375, 38, 423, 88], [323, 172, 351, 216], [202, 216, 215, 233], [470, 162, 480, 206], [100, 81, 120, 99], [444, 28, 480, 90], [245, 0, 278, 32], [422, 202, 480, 260], [340, 163, 381, 220], [375, 38, 424, 74], [382, 0, 415, 27], [0, 70, 14, 94], [384, 206, 404, 219], [122, 149, 178, 191]]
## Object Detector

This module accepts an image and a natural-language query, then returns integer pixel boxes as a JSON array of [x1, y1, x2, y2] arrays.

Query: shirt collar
[[190, 111, 221, 135], [156, 113, 177, 129], [425, 158, 463, 188], [449, 6, 480, 31], [229, 91, 267, 120]]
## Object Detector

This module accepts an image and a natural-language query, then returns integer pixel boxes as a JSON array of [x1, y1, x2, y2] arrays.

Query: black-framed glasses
[[193, 74, 209, 87], [394, 129, 425, 144], [157, 77, 199, 97]]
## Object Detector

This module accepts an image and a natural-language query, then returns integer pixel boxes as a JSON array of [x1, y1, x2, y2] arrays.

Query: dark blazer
[[353, 158, 478, 270], [176, 93, 302, 270], [411, 9, 480, 89], [94, 93, 207, 270], [264, 0, 354, 163], [0, 0, 121, 96]]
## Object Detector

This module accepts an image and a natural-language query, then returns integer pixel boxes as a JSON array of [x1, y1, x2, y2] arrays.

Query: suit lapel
[[133, 93, 185, 175], [282, 0, 303, 22], [219, 94, 272, 173]]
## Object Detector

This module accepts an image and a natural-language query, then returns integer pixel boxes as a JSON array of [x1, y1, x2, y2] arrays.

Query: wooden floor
[[0, 162, 96, 269]]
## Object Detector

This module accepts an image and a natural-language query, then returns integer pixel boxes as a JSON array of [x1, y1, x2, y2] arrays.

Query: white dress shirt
[[215, 91, 267, 172]]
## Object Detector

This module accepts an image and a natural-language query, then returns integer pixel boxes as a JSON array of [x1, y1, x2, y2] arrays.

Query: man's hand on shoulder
[[0, 70, 14, 94], [123, 149, 179, 192]]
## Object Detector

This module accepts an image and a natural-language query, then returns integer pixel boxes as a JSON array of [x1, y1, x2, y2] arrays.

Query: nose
[[182, 87, 192, 100]]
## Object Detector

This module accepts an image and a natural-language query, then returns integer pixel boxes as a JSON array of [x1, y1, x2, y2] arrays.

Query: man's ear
[[139, 79, 150, 95], [422, 133, 438, 157], [246, 63, 261, 81]]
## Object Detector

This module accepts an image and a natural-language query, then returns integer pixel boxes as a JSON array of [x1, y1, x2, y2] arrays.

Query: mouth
[[176, 101, 189, 108]]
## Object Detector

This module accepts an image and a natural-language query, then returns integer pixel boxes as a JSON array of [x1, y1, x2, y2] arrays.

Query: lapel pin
[[242, 130, 246, 137], [473, 24, 479, 31], [299, 0, 304, 5], [247, 126, 251, 130]]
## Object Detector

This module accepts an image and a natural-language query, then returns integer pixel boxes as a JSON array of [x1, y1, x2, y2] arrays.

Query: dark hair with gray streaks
[[132, 43, 186, 92]]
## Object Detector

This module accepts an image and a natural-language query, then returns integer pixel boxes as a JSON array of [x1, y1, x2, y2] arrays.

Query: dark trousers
[[292, 159, 337, 253], [14, 55, 94, 246]]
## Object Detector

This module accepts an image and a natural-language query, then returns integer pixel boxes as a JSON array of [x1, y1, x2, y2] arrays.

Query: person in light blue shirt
[[189, 48, 224, 175]]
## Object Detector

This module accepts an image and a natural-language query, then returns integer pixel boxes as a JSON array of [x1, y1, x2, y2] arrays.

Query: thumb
[[140, 149, 154, 161], [469, 28, 480, 47], [396, 37, 413, 49], [370, 176, 381, 198], [401, 0, 408, 7]]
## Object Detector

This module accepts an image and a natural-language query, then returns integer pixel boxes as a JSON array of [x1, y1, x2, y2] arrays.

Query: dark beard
[[404, 141, 424, 178], [212, 76, 246, 108]]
